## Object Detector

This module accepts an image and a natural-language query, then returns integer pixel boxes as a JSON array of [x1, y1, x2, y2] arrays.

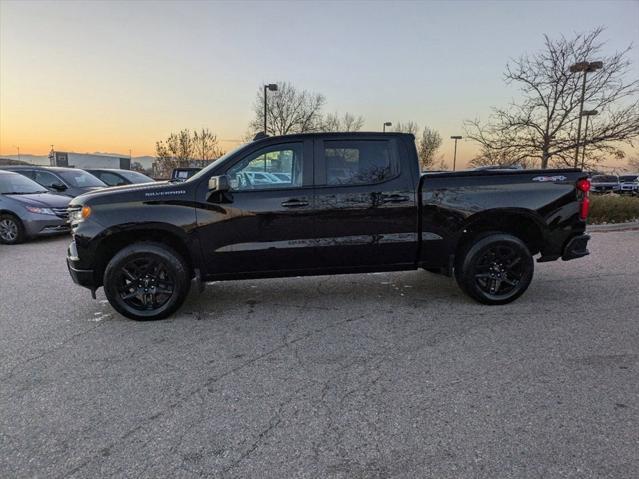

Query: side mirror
[[51, 182, 67, 191], [208, 175, 230, 192]]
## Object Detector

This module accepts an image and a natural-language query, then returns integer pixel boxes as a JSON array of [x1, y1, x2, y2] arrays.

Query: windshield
[[0, 173, 49, 194], [188, 143, 249, 182], [119, 170, 154, 183], [592, 175, 618, 183], [619, 175, 638, 182], [57, 169, 106, 187]]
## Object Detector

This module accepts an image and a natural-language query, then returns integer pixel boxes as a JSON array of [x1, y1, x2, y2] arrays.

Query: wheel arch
[[92, 223, 197, 287], [457, 208, 547, 257]]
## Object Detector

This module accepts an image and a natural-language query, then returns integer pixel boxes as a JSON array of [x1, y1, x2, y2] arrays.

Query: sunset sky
[[1, 0, 637, 168]]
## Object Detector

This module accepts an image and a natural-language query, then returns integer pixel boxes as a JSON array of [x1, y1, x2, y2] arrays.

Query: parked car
[[66, 132, 592, 320], [590, 175, 620, 194], [86, 168, 154, 186], [0, 170, 71, 244], [618, 174, 639, 195], [271, 172, 292, 182], [239, 171, 287, 186], [171, 167, 201, 181], [0, 166, 107, 197]]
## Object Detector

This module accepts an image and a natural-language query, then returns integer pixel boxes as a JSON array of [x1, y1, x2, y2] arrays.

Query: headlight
[[25, 206, 55, 215], [69, 205, 92, 223]]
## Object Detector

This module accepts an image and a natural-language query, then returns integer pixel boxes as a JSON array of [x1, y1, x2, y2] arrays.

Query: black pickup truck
[[67, 132, 591, 320]]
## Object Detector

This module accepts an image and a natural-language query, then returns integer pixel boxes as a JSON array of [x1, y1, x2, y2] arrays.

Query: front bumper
[[67, 240, 96, 291], [23, 215, 71, 237], [562, 234, 590, 261]]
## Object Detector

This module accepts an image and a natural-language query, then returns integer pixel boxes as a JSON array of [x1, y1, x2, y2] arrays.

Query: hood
[[70, 180, 177, 206], [6, 192, 71, 208]]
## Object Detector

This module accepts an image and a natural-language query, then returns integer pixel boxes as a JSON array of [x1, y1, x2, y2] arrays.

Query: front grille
[[52, 207, 69, 219]]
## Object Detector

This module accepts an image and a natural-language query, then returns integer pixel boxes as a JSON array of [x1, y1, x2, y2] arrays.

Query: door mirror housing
[[208, 175, 230, 192], [51, 182, 67, 191]]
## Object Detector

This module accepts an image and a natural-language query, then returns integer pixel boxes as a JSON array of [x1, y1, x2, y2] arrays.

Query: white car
[[619, 174, 639, 195]]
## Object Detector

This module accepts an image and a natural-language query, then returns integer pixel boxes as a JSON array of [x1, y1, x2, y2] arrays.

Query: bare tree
[[155, 129, 197, 176], [469, 144, 539, 169], [393, 121, 420, 136], [417, 126, 443, 170], [249, 81, 326, 136], [193, 128, 223, 162], [465, 28, 639, 169], [322, 112, 365, 132]]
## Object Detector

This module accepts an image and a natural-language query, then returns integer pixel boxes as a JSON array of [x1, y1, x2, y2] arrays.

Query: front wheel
[[455, 233, 534, 305], [0, 214, 25, 244], [103, 242, 191, 320]]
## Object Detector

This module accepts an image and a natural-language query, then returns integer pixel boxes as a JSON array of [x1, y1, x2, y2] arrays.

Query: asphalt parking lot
[[1, 231, 638, 478]]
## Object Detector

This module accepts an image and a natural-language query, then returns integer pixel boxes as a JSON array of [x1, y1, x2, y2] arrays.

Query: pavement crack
[[1, 322, 107, 382], [58, 311, 369, 477]]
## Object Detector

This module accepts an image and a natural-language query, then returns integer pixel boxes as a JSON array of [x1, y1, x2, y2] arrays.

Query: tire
[[0, 214, 25, 244], [455, 233, 533, 305], [103, 242, 191, 320]]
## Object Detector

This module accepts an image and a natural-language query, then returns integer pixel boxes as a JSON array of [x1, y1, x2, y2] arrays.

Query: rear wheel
[[455, 233, 533, 305], [0, 214, 25, 244], [103, 242, 190, 320]]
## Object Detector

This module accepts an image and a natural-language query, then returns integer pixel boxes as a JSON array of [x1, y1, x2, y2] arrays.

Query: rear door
[[313, 136, 418, 269], [195, 139, 319, 276]]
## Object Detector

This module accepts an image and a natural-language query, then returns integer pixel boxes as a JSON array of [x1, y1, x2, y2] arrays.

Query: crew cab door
[[313, 136, 418, 268], [194, 140, 317, 276]]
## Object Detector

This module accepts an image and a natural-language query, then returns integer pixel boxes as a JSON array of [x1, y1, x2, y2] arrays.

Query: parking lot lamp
[[450, 136, 462, 171], [263, 83, 278, 134], [580, 110, 598, 170], [569, 61, 603, 167], [383, 122, 392, 133]]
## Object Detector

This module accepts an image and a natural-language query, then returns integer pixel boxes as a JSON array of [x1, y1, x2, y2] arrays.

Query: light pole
[[14, 146, 20, 161], [450, 136, 462, 171], [580, 109, 598, 170], [569, 61, 603, 167], [383, 122, 392, 133], [263, 83, 278, 134]]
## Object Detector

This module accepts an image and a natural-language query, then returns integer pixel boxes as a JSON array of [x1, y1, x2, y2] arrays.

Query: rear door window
[[322, 140, 396, 186]]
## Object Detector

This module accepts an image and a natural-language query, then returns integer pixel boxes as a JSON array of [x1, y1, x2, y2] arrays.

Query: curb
[[587, 221, 639, 233]]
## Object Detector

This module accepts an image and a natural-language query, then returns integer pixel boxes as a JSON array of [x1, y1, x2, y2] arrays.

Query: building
[[49, 151, 131, 170]]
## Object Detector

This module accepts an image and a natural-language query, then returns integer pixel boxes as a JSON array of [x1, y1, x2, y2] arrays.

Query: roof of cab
[[250, 131, 415, 144]]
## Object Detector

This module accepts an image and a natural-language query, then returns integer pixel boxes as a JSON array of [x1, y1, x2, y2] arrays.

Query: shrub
[[588, 194, 639, 224]]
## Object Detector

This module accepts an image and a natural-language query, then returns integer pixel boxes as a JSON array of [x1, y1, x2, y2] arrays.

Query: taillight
[[576, 178, 591, 192], [577, 178, 591, 220], [580, 196, 590, 220]]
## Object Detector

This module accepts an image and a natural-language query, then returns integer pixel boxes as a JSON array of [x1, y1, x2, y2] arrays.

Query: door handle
[[281, 198, 309, 208], [382, 194, 410, 203]]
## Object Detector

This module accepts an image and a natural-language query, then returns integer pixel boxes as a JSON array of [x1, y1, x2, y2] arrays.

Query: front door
[[195, 140, 318, 277]]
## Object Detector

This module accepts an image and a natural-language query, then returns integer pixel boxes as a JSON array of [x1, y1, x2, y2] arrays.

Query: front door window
[[227, 143, 303, 191]]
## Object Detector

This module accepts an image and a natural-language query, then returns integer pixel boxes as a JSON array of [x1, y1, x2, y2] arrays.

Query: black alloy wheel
[[117, 257, 175, 311], [456, 233, 534, 305], [104, 242, 190, 320]]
